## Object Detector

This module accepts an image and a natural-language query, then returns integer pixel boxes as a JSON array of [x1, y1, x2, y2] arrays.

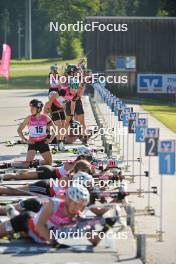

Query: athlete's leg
[[36, 141, 52, 165], [76, 114, 86, 130], [65, 101, 75, 132], [75, 99, 86, 136], [25, 149, 37, 168], [2, 171, 38, 181], [54, 119, 66, 150], [65, 115, 72, 130], [40, 151, 52, 165], [0, 185, 29, 195], [60, 119, 66, 141], [4, 160, 32, 169]]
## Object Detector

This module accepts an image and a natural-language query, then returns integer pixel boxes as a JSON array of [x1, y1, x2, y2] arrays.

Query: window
[[126, 56, 136, 69], [106, 55, 136, 70]]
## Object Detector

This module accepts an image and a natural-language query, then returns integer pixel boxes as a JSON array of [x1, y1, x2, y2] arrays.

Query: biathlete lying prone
[[0, 184, 118, 247]]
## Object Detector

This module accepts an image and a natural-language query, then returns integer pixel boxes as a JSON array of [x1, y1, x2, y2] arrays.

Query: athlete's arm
[[35, 199, 54, 243], [46, 74, 50, 85], [46, 115, 57, 143], [44, 101, 51, 115], [77, 83, 85, 97], [17, 117, 29, 142], [52, 97, 64, 109], [70, 100, 76, 116]]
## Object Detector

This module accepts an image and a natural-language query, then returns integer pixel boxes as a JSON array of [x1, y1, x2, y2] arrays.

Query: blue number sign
[[123, 107, 131, 127], [136, 118, 148, 142], [128, 112, 139, 134], [159, 140, 175, 175]]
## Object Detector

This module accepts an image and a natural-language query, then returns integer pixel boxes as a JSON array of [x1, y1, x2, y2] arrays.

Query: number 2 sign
[[145, 128, 159, 156]]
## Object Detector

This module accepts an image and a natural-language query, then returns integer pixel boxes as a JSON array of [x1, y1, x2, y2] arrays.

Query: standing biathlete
[[64, 65, 86, 136], [17, 99, 56, 168], [47, 65, 61, 94], [44, 90, 68, 150]]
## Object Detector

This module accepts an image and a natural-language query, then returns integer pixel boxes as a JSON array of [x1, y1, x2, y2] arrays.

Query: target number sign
[[122, 107, 131, 127], [145, 128, 159, 156], [159, 140, 175, 175], [136, 118, 148, 142], [128, 112, 138, 134]]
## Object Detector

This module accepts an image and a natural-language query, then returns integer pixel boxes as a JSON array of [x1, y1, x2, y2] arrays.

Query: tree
[[39, 0, 100, 59], [99, 0, 127, 16], [158, 0, 176, 16], [59, 31, 83, 59], [39, 0, 100, 23], [1, 8, 10, 43]]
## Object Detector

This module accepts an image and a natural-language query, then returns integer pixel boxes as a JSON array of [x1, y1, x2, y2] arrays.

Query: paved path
[[0, 90, 142, 264]]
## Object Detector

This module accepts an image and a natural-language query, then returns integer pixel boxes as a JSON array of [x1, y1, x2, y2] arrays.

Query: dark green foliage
[[0, 0, 175, 59]]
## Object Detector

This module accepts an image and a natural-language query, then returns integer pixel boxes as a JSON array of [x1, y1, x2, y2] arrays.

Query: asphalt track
[[0, 89, 175, 263], [0, 90, 142, 264]]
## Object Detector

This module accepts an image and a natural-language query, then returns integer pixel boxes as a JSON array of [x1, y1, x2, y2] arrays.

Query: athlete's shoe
[[58, 141, 65, 151]]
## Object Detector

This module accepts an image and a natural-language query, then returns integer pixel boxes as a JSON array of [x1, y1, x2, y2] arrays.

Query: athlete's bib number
[[29, 126, 47, 137], [35, 126, 43, 134]]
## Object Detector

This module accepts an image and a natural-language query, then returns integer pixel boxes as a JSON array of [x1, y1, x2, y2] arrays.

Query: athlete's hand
[[21, 138, 28, 144], [22, 138, 33, 144]]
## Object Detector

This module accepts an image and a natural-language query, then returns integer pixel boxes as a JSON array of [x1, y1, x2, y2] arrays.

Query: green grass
[[10, 58, 84, 68], [0, 69, 48, 89], [0, 57, 84, 89], [142, 104, 176, 133]]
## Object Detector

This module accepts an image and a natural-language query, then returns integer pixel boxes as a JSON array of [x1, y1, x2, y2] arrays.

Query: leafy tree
[[39, 0, 100, 23], [99, 0, 127, 16], [59, 31, 83, 59]]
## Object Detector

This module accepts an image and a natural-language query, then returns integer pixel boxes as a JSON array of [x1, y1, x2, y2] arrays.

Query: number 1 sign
[[159, 140, 175, 175]]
